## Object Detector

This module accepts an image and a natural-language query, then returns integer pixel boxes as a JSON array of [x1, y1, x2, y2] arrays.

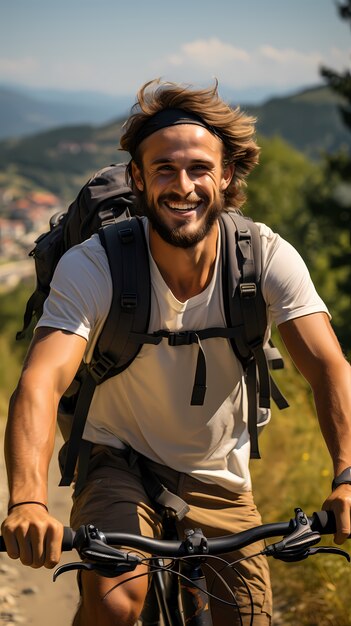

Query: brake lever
[[53, 524, 141, 581], [53, 558, 140, 581], [73, 524, 142, 564], [308, 546, 350, 561], [264, 507, 321, 561], [263, 508, 351, 563], [265, 544, 351, 563]]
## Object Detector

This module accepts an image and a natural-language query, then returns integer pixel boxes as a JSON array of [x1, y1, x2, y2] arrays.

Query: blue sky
[[1, 0, 350, 100]]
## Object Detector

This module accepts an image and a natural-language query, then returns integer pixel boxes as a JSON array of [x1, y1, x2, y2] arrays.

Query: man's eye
[[192, 165, 208, 172]]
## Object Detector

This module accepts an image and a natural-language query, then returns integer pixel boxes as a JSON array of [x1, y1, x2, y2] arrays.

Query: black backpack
[[17, 163, 288, 490]]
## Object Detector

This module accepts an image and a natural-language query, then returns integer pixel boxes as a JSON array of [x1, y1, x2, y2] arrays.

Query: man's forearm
[[312, 360, 351, 478], [5, 377, 58, 506], [278, 314, 351, 479]]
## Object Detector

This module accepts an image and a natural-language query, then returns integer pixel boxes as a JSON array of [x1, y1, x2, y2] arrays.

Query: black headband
[[130, 108, 222, 156]]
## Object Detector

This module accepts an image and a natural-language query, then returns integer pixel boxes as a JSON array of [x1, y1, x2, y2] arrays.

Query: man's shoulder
[[67, 233, 105, 256], [221, 212, 279, 244], [253, 221, 279, 241], [59, 233, 108, 270], [52, 234, 111, 292]]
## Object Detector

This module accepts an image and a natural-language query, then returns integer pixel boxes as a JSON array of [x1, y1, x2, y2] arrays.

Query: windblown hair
[[120, 79, 260, 210]]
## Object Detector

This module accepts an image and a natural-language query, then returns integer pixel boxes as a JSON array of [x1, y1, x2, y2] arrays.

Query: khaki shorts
[[70, 445, 272, 625]]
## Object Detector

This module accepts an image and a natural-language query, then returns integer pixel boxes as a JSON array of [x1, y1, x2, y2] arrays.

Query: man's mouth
[[164, 200, 202, 213]]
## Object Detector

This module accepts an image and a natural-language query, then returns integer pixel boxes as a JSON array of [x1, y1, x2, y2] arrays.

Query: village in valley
[[0, 187, 63, 260], [0, 187, 63, 289]]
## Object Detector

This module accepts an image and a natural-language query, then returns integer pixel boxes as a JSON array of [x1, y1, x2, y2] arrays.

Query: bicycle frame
[[141, 519, 213, 626], [144, 557, 213, 626]]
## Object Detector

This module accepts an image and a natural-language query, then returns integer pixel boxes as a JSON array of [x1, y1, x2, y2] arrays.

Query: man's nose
[[173, 169, 195, 194]]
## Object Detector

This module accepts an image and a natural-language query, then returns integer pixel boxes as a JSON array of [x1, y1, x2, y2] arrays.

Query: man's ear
[[220, 164, 235, 191], [131, 161, 144, 191]]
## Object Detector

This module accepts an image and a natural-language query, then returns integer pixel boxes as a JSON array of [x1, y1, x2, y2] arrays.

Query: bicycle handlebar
[[60, 510, 337, 555], [0, 509, 340, 556]]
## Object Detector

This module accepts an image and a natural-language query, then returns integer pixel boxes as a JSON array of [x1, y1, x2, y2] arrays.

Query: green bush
[[0, 283, 32, 417]]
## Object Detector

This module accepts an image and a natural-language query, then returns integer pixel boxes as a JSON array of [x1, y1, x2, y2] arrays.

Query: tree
[[306, 1, 351, 353]]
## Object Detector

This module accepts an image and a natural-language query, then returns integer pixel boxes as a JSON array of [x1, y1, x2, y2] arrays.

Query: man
[[2, 79, 351, 626]]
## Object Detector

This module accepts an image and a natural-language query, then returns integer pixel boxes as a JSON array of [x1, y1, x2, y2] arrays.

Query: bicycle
[[1, 507, 346, 626]]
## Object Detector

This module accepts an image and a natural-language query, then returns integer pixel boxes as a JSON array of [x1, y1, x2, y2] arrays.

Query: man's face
[[132, 124, 233, 248]]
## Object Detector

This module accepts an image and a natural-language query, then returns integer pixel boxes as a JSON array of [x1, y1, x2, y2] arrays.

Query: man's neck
[[148, 222, 219, 302]]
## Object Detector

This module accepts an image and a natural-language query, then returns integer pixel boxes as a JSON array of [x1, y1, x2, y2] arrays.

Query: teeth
[[167, 202, 199, 211]]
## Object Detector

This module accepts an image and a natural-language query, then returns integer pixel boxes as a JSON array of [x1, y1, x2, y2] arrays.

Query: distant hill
[[0, 85, 132, 140], [0, 85, 349, 201], [0, 118, 128, 200], [244, 85, 350, 158]]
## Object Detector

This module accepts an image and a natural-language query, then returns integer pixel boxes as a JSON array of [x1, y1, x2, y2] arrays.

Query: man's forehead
[[139, 124, 223, 161], [129, 107, 222, 158]]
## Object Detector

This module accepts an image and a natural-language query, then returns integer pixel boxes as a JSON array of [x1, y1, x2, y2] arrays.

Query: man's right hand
[[1, 504, 63, 569]]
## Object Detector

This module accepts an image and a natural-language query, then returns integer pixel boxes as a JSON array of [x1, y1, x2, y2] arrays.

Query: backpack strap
[[136, 453, 190, 521], [59, 371, 99, 487], [95, 217, 151, 370], [59, 216, 151, 488], [219, 211, 271, 459]]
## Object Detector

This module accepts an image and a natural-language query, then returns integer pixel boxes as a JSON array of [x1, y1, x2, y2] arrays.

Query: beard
[[137, 189, 225, 249]]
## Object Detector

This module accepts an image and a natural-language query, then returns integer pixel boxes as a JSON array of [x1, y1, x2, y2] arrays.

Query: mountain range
[[0, 83, 299, 141], [0, 85, 133, 140], [0, 84, 349, 201]]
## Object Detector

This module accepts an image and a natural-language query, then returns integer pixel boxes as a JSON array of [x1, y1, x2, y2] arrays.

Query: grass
[[251, 332, 351, 625]]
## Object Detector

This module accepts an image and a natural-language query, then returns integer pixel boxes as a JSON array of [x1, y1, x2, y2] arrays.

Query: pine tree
[[307, 1, 351, 352]]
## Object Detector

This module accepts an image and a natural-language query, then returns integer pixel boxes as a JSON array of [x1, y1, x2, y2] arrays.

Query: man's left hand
[[323, 484, 351, 544]]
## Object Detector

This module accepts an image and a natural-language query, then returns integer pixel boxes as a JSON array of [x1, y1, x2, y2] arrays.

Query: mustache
[[158, 192, 205, 203]]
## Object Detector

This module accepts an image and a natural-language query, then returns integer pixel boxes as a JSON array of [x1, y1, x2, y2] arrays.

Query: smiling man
[[2, 79, 351, 626]]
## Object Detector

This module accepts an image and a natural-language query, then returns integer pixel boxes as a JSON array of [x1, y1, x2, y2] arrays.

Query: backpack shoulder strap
[[94, 216, 151, 375], [59, 216, 151, 488], [219, 211, 270, 459], [219, 211, 267, 360], [219, 211, 289, 459]]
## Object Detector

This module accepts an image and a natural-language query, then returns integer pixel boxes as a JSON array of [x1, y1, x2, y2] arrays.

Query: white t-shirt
[[38, 218, 329, 493]]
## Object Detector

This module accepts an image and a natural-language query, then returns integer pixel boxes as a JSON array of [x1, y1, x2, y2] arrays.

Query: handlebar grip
[[0, 528, 75, 553], [311, 510, 336, 534], [62, 526, 75, 550]]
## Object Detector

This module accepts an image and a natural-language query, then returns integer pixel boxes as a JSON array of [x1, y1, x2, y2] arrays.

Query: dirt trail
[[0, 424, 79, 625]]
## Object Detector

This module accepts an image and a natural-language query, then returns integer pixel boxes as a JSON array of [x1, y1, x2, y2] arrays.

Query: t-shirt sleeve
[[36, 236, 112, 341], [259, 223, 330, 327]]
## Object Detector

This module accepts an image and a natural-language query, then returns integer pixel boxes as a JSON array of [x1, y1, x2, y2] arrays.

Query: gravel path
[[0, 424, 79, 625]]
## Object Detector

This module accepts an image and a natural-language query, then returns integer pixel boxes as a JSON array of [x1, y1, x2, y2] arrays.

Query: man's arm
[[278, 312, 351, 544], [1, 327, 86, 568]]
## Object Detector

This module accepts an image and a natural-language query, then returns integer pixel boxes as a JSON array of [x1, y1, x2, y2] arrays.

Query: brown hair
[[120, 79, 260, 210]]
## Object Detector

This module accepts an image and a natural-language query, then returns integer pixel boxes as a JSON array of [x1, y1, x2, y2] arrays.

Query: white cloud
[[259, 45, 322, 66], [168, 38, 250, 69], [153, 38, 351, 90]]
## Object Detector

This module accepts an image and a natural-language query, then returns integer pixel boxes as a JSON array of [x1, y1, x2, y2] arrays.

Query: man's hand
[[1, 504, 63, 568], [322, 484, 351, 545]]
